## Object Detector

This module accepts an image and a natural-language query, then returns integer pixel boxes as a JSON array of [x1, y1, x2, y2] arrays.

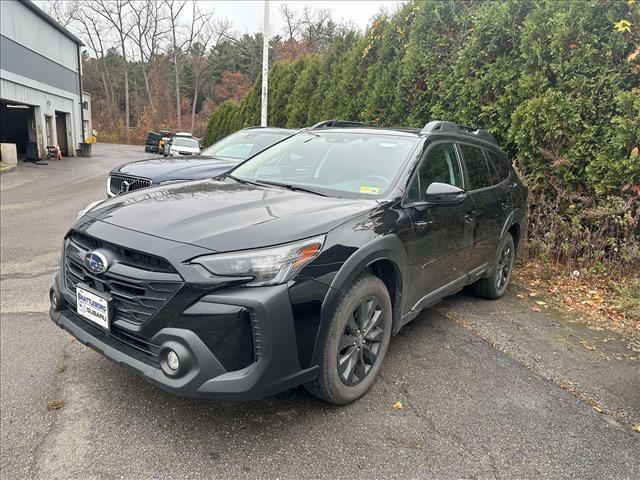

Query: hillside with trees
[[40, 0, 347, 142], [205, 0, 639, 279]]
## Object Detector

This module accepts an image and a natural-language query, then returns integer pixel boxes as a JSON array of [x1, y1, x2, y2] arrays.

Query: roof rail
[[420, 120, 497, 145], [309, 119, 380, 130]]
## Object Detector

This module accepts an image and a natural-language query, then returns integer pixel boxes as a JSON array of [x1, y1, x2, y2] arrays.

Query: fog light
[[50, 287, 65, 312], [166, 350, 180, 371]]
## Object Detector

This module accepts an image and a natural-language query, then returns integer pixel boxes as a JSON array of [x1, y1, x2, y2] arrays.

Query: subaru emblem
[[84, 251, 109, 274]]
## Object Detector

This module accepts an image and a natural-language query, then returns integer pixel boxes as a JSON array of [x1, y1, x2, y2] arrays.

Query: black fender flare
[[499, 207, 525, 254], [499, 210, 516, 246], [311, 235, 407, 365]]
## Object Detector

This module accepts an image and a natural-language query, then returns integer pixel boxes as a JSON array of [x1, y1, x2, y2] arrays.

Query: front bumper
[[50, 274, 319, 401]]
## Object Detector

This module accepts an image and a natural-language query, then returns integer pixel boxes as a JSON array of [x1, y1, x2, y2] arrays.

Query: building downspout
[[77, 44, 85, 144]]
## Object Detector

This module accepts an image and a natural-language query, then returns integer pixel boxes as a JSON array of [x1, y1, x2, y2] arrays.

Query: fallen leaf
[[592, 404, 603, 413], [587, 325, 605, 331], [633, 424, 640, 433], [47, 400, 65, 411], [535, 301, 547, 306], [529, 306, 542, 312], [392, 401, 404, 410], [579, 340, 597, 351]]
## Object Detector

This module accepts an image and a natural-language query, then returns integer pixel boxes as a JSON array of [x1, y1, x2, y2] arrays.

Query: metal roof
[[18, 0, 84, 46]]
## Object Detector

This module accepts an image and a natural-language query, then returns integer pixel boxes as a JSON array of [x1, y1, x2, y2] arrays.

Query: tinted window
[[232, 132, 419, 198], [460, 144, 492, 190], [486, 150, 510, 183], [406, 143, 463, 203]]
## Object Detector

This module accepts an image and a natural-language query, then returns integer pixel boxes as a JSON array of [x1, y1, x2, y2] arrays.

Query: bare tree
[[70, 8, 116, 110], [42, 0, 73, 27], [164, 0, 212, 130], [279, 4, 301, 41], [300, 6, 337, 53], [189, 18, 231, 132], [128, 0, 170, 114], [82, 0, 134, 134]]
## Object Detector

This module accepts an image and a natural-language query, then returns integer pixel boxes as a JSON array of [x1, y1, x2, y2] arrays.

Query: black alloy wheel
[[496, 243, 513, 291], [305, 273, 392, 405], [473, 232, 515, 299], [338, 296, 385, 386]]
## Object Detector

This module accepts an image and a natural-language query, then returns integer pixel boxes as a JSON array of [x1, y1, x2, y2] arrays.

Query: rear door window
[[460, 143, 492, 190]]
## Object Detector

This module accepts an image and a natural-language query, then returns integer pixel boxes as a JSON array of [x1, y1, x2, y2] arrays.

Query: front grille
[[177, 150, 194, 155], [71, 232, 175, 273], [109, 174, 152, 195], [63, 232, 183, 328]]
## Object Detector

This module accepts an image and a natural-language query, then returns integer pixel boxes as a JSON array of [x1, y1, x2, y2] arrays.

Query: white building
[[0, 0, 86, 159]]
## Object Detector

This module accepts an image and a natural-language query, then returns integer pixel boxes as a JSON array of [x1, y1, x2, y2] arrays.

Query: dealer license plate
[[76, 284, 111, 330]]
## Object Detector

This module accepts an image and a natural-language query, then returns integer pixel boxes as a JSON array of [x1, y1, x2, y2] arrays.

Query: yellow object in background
[[359, 185, 381, 194]]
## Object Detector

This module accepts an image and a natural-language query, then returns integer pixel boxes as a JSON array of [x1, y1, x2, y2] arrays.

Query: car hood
[[112, 157, 238, 183], [85, 179, 377, 252]]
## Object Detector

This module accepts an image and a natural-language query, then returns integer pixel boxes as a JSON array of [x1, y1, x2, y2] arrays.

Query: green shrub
[[203, 101, 240, 145], [205, 0, 640, 274]]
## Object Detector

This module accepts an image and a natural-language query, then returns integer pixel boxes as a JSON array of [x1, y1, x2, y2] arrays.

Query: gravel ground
[[1, 144, 638, 479]]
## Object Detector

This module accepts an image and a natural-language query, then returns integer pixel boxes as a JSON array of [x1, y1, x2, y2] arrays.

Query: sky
[[205, 1, 407, 35]]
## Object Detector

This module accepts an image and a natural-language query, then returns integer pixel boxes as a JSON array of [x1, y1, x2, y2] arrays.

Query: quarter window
[[486, 150, 511, 183], [460, 144, 492, 190], [406, 143, 463, 203]]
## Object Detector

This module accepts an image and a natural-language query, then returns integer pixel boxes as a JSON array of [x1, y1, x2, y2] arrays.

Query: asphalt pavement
[[1, 144, 638, 479]]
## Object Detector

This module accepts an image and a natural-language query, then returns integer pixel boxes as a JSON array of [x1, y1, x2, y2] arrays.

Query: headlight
[[192, 235, 325, 286], [77, 200, 103, 219]]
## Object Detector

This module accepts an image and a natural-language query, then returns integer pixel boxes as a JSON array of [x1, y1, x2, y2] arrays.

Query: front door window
[[406, 143, 463, 202]]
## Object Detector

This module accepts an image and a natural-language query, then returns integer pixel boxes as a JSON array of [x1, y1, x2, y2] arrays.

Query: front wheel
[[473, 233, 515, 299], [305, 274, 392, 405]]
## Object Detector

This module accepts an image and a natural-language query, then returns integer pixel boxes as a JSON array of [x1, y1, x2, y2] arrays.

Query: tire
[[473, 232, 515, 299], [305, 274, 392, 405]]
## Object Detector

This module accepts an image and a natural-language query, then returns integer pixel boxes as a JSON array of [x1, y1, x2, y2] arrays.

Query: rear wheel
[[473, 233, 515, 299], [305, 274, 392, 405]]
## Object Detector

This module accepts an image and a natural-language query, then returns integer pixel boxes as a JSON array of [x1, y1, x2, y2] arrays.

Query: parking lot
[[1, 144, 638, 479]]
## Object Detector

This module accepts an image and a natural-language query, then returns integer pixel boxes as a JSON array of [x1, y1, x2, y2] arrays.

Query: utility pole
[[261, 0, 269, 127]]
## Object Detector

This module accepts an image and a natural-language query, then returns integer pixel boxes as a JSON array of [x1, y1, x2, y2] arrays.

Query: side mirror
[[425, 182, 466, 204]]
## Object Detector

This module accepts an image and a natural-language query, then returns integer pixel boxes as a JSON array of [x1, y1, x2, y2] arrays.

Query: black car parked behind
[[51, 119, 527, 405]]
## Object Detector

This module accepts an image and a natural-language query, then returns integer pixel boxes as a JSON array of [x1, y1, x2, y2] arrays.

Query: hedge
[[204, 0, 639, 272]]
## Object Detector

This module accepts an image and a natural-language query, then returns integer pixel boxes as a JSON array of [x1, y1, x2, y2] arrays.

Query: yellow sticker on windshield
[[359, 185, 381, 194]]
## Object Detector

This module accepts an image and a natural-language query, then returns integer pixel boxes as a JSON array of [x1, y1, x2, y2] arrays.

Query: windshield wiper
[[226, 174, 263, 187], [253, 179, 328, 197]]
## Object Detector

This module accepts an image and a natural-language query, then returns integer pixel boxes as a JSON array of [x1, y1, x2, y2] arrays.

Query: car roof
[[305, 127, 421, 138], [308, 119, 498, 146]]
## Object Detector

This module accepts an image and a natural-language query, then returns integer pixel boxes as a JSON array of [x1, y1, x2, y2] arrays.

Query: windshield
[[201, 130, 291, 161], [231, 132, 420, 198], [172, 138, 199, 148]]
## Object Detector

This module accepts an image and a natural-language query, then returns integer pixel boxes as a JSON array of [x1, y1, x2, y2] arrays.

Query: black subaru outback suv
[[50, 120, 527, 404]]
